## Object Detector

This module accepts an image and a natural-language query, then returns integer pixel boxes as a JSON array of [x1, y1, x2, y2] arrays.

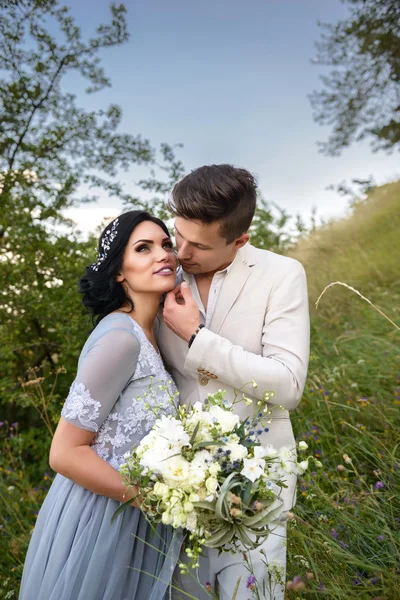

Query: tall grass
[[285, 181, 400, 599]]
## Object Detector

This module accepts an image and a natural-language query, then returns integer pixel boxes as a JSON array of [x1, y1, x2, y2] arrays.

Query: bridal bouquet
[[119, 389, 315, 570]]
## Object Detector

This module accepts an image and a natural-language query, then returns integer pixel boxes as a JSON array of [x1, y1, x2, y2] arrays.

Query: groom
[[159, 164, 310, 600]]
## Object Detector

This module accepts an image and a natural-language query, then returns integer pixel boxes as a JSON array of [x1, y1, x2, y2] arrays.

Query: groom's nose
[[177, 240, 191, 260]]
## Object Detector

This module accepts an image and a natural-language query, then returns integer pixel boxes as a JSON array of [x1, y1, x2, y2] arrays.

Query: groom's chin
[[180, 262, 199, 273]]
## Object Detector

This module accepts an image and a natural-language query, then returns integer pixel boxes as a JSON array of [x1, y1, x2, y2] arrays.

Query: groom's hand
[[163, 282, 201, 342]]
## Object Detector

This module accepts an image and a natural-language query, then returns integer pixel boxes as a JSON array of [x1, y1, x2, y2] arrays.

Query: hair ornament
[[90, 217, 119, 271]]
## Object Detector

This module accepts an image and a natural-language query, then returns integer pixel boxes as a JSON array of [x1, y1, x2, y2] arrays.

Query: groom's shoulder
[[247, 244, 304, 274]]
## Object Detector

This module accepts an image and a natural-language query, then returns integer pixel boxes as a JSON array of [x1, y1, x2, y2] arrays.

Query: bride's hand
[[122, 485, 142, 509]]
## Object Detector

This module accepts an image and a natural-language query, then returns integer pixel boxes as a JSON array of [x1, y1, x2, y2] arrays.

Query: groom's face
[[174, 217, 247, 275]]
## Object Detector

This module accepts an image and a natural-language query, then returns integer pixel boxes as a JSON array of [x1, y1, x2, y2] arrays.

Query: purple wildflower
[[370, 577, 378, 585], [331, 528, 339, 539], [246, 575, 256, 590], [374, 481, 384, 490], [377, 535, 385, 542]]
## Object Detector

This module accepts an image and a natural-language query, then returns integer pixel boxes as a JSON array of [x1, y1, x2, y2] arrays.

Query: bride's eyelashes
[[135, 241, 175, 253]]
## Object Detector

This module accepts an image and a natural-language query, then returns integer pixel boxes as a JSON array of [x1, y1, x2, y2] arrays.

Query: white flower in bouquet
[[226, 441, 248, 461], [162, 456, 191, 485], [278, 446, 293, 461], [241, 457, 266, 483], [187, 402, 212, 426], [139, 443, 177, 474], [208, 405, 240, 433], [161, 511, 173, 525], [188, 467, 207, 486], [208, 462, 221, 476], [205, 476, 219, 494], [117, 384, 320, 575], [253, 445, 268, 460], [153, 482, 170, 497], [191, 450, 213, 470], [185, 511, 197, 533], [154, 414, 191, 448]]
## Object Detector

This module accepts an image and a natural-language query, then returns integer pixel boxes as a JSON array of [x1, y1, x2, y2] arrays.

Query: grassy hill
[[285, 181, 400, 599]]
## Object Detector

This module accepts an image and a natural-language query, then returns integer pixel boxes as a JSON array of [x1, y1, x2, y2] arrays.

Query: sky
[[64, 0, 399, 235]]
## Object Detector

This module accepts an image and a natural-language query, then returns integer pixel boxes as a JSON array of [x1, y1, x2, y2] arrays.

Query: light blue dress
[[19, 313, 180, 600]]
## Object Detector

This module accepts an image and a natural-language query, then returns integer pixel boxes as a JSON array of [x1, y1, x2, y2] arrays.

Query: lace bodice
[[61, 313, 178, 469]]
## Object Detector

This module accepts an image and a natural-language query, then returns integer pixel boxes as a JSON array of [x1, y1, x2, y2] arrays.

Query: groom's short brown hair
[[169, 164, 257, 244]]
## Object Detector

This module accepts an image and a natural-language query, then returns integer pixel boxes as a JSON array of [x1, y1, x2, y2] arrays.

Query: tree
[[310, 0, 400, 155], [0, 0, 311, 434], [0, 1, 156, 422]]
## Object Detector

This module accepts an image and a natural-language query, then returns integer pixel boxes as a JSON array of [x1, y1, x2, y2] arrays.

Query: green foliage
[[249, 198, 312, 253], [0, 1, 155, 418], [310, 0, 400, 155]]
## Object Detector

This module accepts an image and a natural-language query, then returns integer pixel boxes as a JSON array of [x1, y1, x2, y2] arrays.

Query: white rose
[[183, 501, 194, 513], [205, 477, 218, 494], [191, 450, 213, 470], [188, 467, 206, 486], [163, 456, 190, 483], [161, 512, 173, 525], [208, 405, 240, 433], [208, 462, 221, 476], [227, 442, 248, 462], [140, 445, 176, 474], [153, 482, 169, 497], [298, 441, 308, 451]]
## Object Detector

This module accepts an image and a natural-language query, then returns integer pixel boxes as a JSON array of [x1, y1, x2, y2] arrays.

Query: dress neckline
[[126, 315, 161, 358], [106, 311, 161, 357]]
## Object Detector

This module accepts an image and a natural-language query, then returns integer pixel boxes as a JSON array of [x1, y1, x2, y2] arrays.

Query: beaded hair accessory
[[90, 217, 119, 271]]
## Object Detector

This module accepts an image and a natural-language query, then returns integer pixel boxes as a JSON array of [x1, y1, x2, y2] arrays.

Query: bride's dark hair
[[79, 210, 171, 325]]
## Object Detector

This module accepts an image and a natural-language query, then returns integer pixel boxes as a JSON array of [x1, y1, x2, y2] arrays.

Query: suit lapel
[[209, 245, 254, 333]]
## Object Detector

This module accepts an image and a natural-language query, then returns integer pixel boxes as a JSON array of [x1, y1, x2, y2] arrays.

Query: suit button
[[199, 375, 209, 386]]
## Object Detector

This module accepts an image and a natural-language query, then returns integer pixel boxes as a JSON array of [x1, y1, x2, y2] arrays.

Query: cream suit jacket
[[157, 243, 310, 510]]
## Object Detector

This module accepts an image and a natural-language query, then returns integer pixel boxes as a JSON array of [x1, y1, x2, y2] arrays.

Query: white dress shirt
[[182, 252, 240, 327]]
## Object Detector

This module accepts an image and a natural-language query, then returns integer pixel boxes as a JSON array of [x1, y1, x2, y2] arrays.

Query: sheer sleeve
[[61, 326, 140, 432]]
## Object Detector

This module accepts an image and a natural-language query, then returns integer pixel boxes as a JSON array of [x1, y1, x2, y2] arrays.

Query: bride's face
[[117, 221, 177, 295]]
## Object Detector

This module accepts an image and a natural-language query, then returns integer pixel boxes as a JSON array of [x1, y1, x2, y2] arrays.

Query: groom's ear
[[233, 233, 250, 249]]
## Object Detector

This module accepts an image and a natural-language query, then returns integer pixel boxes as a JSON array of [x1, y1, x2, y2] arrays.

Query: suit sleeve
[[184, 261, 310, 410]]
